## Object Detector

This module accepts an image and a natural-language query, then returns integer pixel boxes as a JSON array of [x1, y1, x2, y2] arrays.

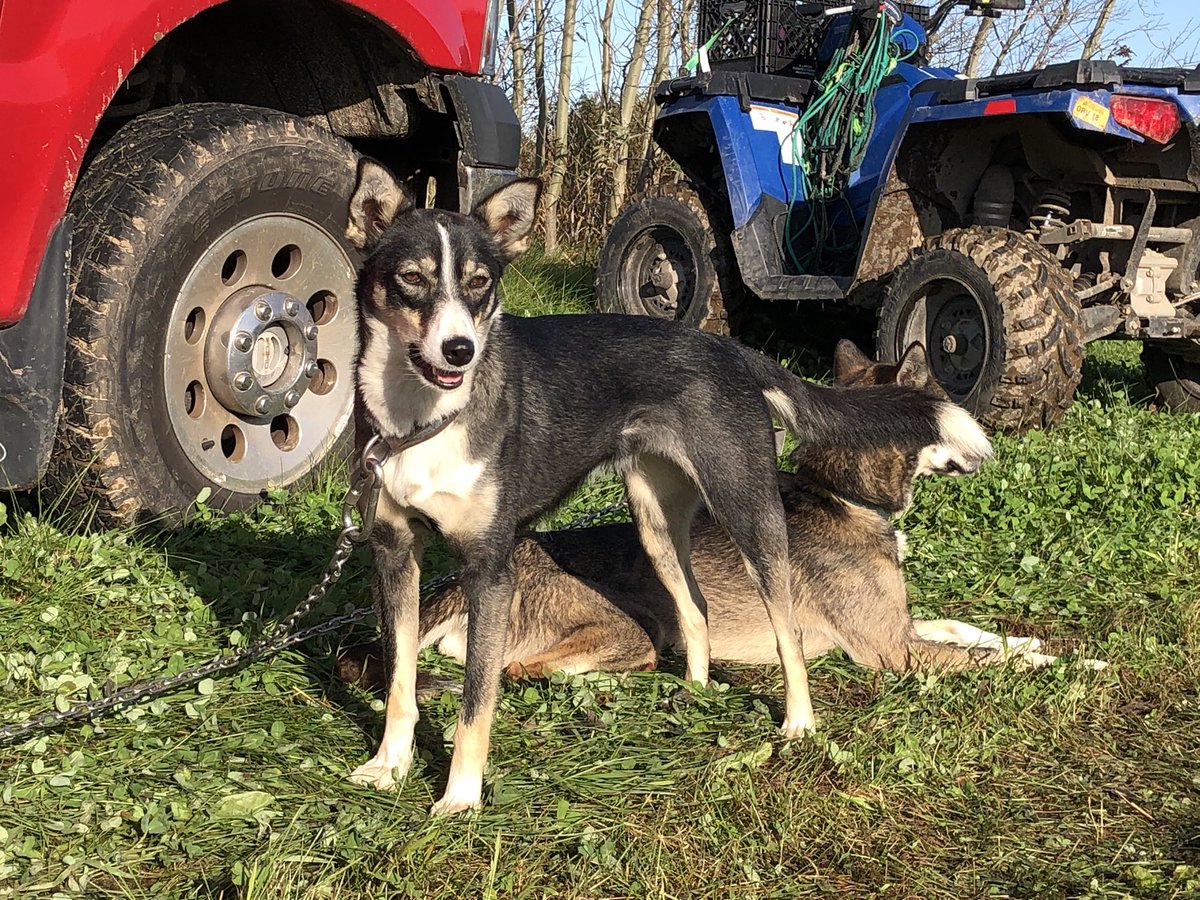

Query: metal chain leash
[[0, 433, 628, 746]]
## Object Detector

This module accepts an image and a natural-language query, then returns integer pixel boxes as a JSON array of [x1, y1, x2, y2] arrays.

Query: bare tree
[[542, 0, 578, 254], [599, 0, 617, 101], [1082, 0, 1120, 59], [606, 0, 657, 221], [964, 17, 995, 76], [679, 0, 695, 72], [634, 0, 674, 194], [531, 0, 549, 174], [506, 0, 526, 122], [1032, 0, 1073, 69]]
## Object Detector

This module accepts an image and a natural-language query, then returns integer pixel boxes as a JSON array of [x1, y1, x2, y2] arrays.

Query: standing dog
[[338, 342, 1100, 690], [346, 162, 991, 813]]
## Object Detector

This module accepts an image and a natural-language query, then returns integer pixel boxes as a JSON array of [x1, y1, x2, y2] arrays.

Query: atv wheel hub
[[626, 227, 697, 318], [897, 277, 990, 402]]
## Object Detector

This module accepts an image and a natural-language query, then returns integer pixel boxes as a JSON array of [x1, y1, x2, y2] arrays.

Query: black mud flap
[[441, 75, 522, 211], [0, 218, 71, 490]]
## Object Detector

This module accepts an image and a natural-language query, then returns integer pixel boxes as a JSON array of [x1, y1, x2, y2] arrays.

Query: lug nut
[[303, 324, 318, 341], [284, 299, 300, 317], [284, 390, 301, 408], [233, 373, 254, 392], [255, 300, 272, 322], [254, 396, 271, 415], [942, 334, 958, 354], [304, 360, 319, 378], [234, 331, 253, 352]]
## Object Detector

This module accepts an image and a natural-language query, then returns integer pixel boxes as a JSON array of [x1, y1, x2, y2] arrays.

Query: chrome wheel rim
[[163, 214, 356, 493]]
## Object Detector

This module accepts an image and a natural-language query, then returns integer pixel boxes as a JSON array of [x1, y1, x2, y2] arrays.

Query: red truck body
[[0, 0, 490, 328], [0, 0, 517, 508]]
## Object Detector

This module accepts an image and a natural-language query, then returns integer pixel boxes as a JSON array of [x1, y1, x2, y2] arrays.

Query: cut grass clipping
[[2, 257, 1200, 898]]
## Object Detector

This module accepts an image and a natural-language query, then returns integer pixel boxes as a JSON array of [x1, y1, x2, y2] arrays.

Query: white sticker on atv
[[749, 105, 802, 166]]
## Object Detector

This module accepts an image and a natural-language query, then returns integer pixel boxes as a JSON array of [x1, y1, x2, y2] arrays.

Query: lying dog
[[338, 341, 1102, 693], [346, 162, 991, 813]]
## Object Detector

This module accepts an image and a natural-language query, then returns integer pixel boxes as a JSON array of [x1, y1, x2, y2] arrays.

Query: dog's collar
[[380, 411, 461, 455]]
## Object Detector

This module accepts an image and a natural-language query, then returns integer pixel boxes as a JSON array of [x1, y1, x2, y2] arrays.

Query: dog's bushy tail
[[745, 351, 990, 459]]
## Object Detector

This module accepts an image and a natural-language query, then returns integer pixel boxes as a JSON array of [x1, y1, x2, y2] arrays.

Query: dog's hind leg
[[706, 473, 815, 735], [913, 619, 1043, 654], [506, 616, 657, 679], [744, 536, 815, 736], [350, 521, 423, 791], [621, 456, 708, 684], [433, 547, 517, 816]]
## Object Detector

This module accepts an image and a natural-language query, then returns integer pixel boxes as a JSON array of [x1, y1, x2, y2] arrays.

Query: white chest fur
[[379, 424, 495, 538]]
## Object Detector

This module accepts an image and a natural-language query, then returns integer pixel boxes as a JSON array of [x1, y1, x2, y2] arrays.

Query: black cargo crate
[[697, 0, 930, 77]]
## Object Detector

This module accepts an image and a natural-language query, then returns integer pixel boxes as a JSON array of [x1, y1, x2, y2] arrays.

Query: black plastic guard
[[442, 75, 521, 170], [0, 217, 71, 490]]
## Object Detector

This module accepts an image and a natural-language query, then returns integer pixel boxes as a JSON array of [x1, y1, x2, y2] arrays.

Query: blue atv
[[596, 0, 1200, 431]]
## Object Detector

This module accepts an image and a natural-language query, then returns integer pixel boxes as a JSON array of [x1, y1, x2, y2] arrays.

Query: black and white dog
[[345, 161, 992, 814]]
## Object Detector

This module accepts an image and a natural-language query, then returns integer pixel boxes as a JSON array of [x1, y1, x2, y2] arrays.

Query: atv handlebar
[[926, 0, 1025, 38]]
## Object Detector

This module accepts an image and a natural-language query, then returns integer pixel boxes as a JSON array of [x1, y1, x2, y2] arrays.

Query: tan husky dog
[[338, 341, 1103, 687]]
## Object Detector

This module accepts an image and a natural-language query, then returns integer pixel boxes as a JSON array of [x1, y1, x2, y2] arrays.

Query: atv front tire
[[877, 227, 1084, 433], [596, 182, 742, 335], [54, 103, 360, 524]]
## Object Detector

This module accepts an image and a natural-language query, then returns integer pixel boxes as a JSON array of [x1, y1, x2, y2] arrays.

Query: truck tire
[[596, 182, 741, 335], [1142, 345, 1200, 412], [877, 227, 1084, 433], [52, 104, 360, 524]]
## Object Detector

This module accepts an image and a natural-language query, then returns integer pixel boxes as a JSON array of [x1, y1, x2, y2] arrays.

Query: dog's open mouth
[[409, 345, 465, 390]]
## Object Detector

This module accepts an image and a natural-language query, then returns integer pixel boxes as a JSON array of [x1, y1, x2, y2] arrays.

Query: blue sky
[[1120, 0, 1199, 65]]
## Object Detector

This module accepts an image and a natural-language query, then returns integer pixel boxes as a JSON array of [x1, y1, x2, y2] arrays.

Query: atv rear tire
[[596, 182, 742, 335], [1142, 345, 1200, 412], [53, 103, 360, 524], [877, 227, 1084, 433]]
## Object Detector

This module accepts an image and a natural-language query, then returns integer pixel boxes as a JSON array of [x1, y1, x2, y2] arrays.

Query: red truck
[[0, 0, 518, 522]]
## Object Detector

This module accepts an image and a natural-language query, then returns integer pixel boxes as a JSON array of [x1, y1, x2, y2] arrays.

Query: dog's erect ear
[[473, 178, 542, 261], [833, 339, 872, 385], [894, 342, 933, 390], [347, 158, 412, 250]]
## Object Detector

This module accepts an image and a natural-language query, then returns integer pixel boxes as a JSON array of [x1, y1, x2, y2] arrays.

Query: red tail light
[[1110, 95, 1181, 144]]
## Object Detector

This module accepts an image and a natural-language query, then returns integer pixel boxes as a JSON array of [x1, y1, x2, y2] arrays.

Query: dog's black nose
[[442, 337, 475, 367]]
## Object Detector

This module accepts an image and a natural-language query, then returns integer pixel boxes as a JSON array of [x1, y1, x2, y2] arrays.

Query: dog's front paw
[[429, 776, 483, 816], [348, 754, 410, 791], [429, 794, 481, 817], [780, 716, 816, 739]]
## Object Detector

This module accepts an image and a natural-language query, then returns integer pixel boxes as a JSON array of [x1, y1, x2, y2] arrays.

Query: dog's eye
[[468, 274, 490, 290], [399, 271, 424, 286]]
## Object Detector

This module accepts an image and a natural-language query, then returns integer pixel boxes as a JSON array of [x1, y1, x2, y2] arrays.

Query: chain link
[[0, 467, 628, 746]]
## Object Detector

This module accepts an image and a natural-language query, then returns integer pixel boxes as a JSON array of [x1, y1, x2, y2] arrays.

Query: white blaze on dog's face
[[347, 159, 541, 405], [917, 403, 993, 477]]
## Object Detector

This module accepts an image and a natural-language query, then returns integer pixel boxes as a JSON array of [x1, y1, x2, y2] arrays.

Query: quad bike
[[597, 0, 1200, 431]]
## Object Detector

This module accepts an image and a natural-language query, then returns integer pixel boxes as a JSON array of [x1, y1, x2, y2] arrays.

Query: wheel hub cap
[[898, 280, 989, 403], [649, 252, 682, 310], [624, 227, 697, 320], [930, 295, 986, 393], [204, 288, 317, 418]]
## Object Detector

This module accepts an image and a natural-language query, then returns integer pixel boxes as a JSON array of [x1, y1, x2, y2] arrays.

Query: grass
[[2, 257, 1200, 898]]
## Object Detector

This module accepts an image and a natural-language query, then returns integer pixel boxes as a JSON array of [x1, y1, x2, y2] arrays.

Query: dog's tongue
[[435, 369, 463, 388]]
